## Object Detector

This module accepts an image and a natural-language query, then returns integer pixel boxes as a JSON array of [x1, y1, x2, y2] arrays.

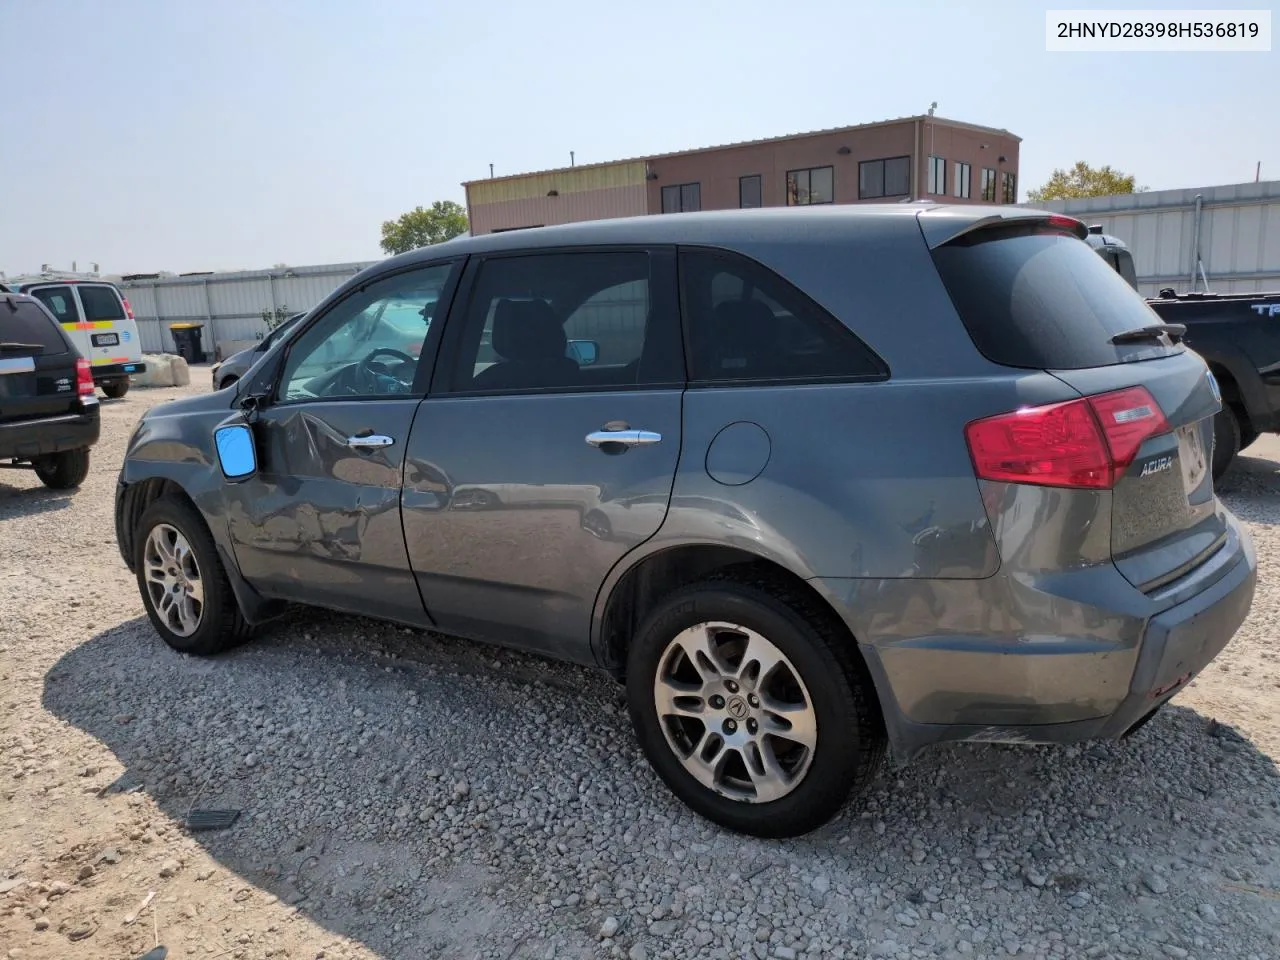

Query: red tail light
[[121, 296, 135, 319], [76, 357, 95, 397], [966, 386, 1169, 489], [1046, 214, 1085, 232]]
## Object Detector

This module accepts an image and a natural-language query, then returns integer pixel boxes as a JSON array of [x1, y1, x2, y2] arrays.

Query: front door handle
[[585, 429, 662, 448], [346, 434, 395, 449]]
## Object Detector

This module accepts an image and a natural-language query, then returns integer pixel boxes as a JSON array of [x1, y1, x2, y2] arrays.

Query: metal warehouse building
[[120, 261, 374, 357], [1041, 179, 1280, 296]]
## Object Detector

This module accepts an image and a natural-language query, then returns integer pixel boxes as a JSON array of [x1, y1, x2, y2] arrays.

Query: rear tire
[[1212, 404, 1241, 481], [1239, 421, 1259, 452], [102, 379, 130, 399], [34, 449, 90, 489], [218, 375, 239, 391], [625, 571, 885, 838], [135, 495, 254, 655]]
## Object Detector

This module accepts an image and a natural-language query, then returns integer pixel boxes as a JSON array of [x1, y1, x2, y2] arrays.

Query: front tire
[[626, 572, 885, 838], [218, 375, 239, 391], [1212, 404, 1241, 481], [34, 448, 90, 489], [135, 496, 253, 655], [102, 379, 130, 399]]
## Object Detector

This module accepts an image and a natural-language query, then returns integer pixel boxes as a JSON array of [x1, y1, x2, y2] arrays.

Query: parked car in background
[[1086, 228, 1280, 478], [1, 276, 145, 398], [211, 312, 306, 390], [1, 291, 100, 488], [115, 206, 1256, 838]]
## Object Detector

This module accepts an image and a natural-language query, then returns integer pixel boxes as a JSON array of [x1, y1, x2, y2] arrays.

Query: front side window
[[739, 175, 762, 208], [858, 156, 910, 199], [927, 156, 946, 195], [786, 166, 833, 205], [448, 250, 680, 393], [954, 162, 972, 199], [29, 286, 77, 324], [77, 285, 126, 321], [661, 183, 701, 213], [279, 263, 454, 401], [981, 168, 997, 202], [680, 248, 887, 383]]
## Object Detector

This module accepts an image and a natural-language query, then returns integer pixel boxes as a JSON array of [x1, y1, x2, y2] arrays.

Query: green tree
[[1026, 162, 1146, 203], [380, 201, 469, 255]]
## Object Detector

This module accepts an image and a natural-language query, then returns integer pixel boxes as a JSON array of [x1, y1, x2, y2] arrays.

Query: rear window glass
[[931, 224, 1180, 370], [29, 286, 77, 323], [77, 285, 126, 321], [1, 299, 70, 354]]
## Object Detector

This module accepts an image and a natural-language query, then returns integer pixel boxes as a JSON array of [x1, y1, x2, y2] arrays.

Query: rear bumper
[[92, 361, 145, 383], [1096, 520, 1256, 737], [0, 406, 101, 460], [815, 513, 1257, 760]]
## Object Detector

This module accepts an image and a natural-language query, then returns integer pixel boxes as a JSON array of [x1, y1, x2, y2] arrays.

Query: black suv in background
[[0, 292, 100, 489], [1086, 228, 1280, 477]]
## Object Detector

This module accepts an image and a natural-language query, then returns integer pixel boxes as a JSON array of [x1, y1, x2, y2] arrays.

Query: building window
[[954, 162, 971, 199], [980, 168, 997, 202], [786, 166, 834, 205], [927, 156, 946, 196], [858, 156, 911, 199], [739, 175, 763, 208], [1002, 171, 1017, 204], [661, 183, 701, 213]]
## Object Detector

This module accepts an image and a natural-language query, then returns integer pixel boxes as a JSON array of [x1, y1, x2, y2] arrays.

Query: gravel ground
[[2, 378, 1279, 960]]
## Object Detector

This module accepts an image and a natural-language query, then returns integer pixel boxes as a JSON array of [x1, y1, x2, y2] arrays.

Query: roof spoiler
[[917, 209, 1089, 248]]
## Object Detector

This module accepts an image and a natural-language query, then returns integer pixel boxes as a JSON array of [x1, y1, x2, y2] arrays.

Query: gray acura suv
[[115, 205, 1257, 837]]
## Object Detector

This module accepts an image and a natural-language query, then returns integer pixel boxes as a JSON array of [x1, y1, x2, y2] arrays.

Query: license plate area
[[91, 332, 120, 347], [1177, 421, 1209, 492], [0, 356, 36, 376]]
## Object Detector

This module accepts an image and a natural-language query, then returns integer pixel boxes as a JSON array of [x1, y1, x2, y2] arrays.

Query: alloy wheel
[[653, 621, 817, 803], [143, 523, 204, 637]]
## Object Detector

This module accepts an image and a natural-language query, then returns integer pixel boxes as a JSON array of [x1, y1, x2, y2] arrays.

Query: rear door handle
[[585, 429, 662, 448], [346, 434, 395, 449]]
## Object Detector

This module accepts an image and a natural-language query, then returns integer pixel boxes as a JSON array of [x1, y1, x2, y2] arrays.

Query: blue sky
[[1, 0, 1274, 275]]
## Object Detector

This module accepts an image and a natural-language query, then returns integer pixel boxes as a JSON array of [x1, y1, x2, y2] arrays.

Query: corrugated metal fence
[[120, 262, 375, 356], [1042, 180, 1280, 297]]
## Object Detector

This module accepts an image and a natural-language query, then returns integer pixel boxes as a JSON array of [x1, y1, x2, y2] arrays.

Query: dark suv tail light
[[76, 357, 96, 397], [966, 386, 1169, 489]]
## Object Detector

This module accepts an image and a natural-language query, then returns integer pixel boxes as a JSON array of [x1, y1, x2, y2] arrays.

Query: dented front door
[[224, 399, 430, 625]]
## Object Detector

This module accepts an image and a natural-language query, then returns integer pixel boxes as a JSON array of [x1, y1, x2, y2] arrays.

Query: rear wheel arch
[[595, 544, 866, 678], [1206, 361, 1255, 429]]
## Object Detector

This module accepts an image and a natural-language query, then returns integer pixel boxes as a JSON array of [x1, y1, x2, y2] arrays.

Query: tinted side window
[[448, 251, 681, 393], [679, 248, 887, 383], [1, 300, 70, 354], [77, 285, 126, 321], [279, 263, 454, 401], [29, 286, 78, 324]]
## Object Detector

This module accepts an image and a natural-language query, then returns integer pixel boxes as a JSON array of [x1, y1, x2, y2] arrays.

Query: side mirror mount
[[214, 421, 258, 482], [566, 339, 599, 366]]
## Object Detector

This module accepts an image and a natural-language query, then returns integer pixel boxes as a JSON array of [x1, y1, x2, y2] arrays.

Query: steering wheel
[[358, 348, 417, 394]]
